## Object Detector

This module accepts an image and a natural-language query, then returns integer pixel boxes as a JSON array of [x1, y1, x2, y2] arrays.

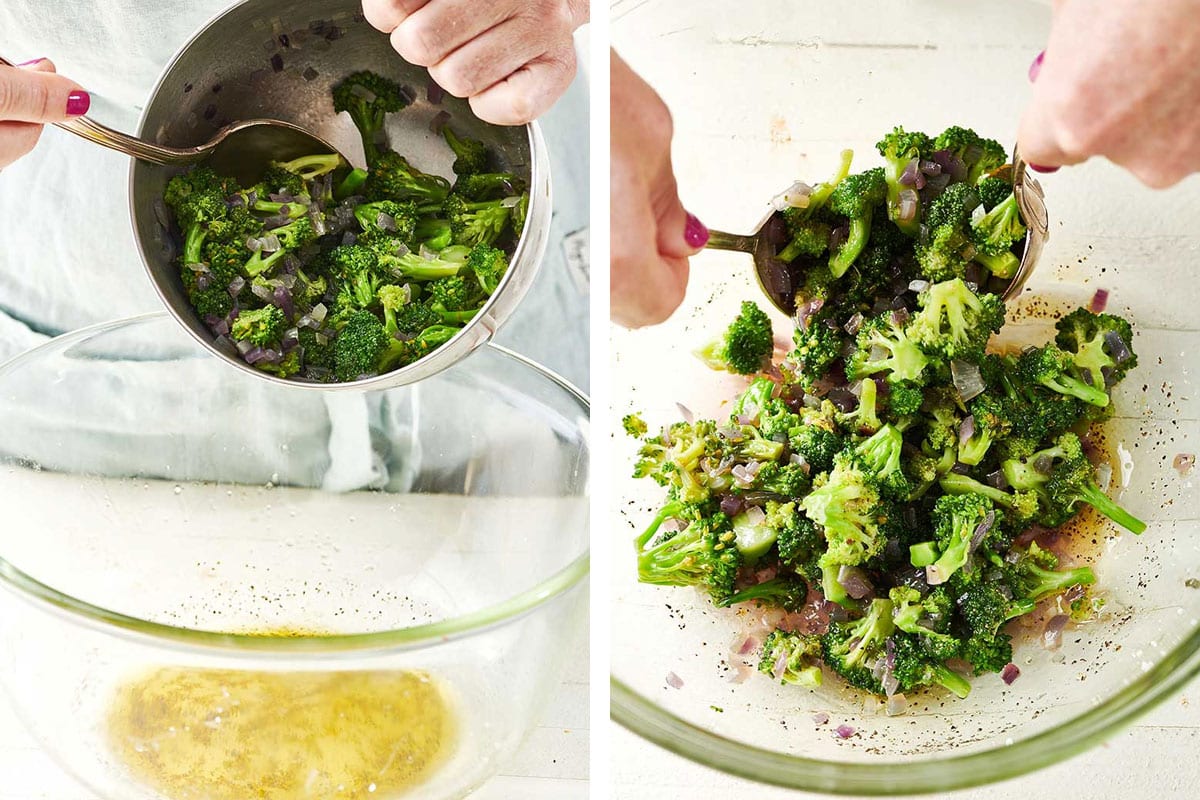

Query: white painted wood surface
[[611, 0, 1200, 797]]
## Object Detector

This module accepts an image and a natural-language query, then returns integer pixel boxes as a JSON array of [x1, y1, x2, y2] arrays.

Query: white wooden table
[[611, 0, 1200, 796]]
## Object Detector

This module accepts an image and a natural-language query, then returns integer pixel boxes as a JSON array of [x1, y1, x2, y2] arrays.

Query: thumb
[[652, 170, 707, 260], [0, 60, 89, 123]]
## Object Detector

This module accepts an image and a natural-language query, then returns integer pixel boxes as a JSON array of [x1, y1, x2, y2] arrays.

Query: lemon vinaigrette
[[105, 634, 456, 799]]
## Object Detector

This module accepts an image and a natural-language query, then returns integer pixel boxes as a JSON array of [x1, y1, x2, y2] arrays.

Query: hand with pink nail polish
[[0, 58, 88, 170], [1018, 0, 1200, 188], [610, 51, 706, 328]]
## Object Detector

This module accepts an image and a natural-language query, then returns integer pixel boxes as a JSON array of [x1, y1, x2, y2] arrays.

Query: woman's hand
[[361, 0, 588, 125], [1018, 0, 1200, 188], [0, 59, 89, 170], [610, 51, 707, 328]]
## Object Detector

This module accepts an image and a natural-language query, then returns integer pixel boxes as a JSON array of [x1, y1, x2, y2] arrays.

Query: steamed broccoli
[[828, 168, 887, 277], [758, 630, 823, 687], [332, 71, 410, 166], [696, 301, 774, 375]]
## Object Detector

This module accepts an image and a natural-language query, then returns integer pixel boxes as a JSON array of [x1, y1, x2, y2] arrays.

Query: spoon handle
[[0, 55, 206, 167], [704, 229, 758, 254]]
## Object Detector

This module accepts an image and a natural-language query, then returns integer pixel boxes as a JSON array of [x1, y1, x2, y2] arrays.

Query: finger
[[1017, 89, 1089, 171], [0, 65, 88, 123], [20, 58, 57, 75], [468, 45, 576, 125], [0, 120, 44, 169], [429, 16, 562, 99], [361, 0, 431, 33], [392, 0, 516, 70]]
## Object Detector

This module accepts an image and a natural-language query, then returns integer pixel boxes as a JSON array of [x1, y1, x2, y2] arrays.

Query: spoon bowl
[[704, 148, 1049, 315]]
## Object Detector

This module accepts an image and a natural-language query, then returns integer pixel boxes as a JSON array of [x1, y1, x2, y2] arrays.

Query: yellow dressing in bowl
[[106, 665, 455, 799]]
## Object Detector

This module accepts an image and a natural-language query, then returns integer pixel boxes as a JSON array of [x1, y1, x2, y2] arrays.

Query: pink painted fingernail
[[1028, 50, 1045, 82], [1028, 163, 1059, 174], [66, 91, 90, 116], [684, 212, 709, 248], [15, 57, 47, 67]]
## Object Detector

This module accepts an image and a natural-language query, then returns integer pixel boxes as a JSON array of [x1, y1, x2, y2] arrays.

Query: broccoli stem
[[1078, 482, 1147, 535], [1025, 563, 1097, 600], [182, 224, 207, 265], [274, 154, 344, 180], [931, 664, 972, 699], [1039, 373, 1110, 407], [974, 250, 1020, 279], [636, 501, 686, 550], [829, 212, 872, 278], [938, 473, 1021, 509], [335, 168, 369, 201]]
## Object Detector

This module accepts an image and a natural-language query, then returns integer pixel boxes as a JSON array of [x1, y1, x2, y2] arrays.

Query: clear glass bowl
[[0, 314, 589, 800], [610, 1, 1200, 792]]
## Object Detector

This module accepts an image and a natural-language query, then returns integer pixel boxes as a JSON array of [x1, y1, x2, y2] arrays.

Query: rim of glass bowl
[[0, 312, 590, 657], [613, 618, 1200, 794]]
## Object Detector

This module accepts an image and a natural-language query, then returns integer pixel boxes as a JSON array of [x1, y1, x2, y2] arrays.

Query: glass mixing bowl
[[610, 0, 1200, 793], [0, 313, 589, 800]]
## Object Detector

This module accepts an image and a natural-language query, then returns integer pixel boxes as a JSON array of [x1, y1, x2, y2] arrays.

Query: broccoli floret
[[454, 172, 521, 201], [1005, 543, 1097, 604], [958, 392, 1013, 466], [443, 193, 514, 247], [876, 126, 932, 236], [1016, 344, 1110, 408], [442, 126, 490, 176], [327, 244, 384, 308], [243, 218, 318, 277], [426, 275, 475, 313], [914, 226, 971, 284], [890, 631, 971, 698], [827, 168, 887, 277], [803, 455, 889, 592], [725, 575, 810, 611], [756, 399, 800, 444], [696, 301, 774, 375], [925, 493, 998, 587], [464, 242, 508, 295], [790, 317, 843, 392], [414, 218, 454, 250], [332, 310, 391, 381], [969, 192, 1025, 279], [205, 205, 259, 246], [632, 419, 724, 503], [925, 182, 981, 230], [846, 311, 930, 384], [257, 349, 302, 378], [854, 424, 910, 500], [354, 200, 418, 242], [1054, 307, 1138, 395], [909, 278, 1006, 362], [231, 306, 286, 347], [365, 151, 452, 204], [887, 380, 925, 419], [297, 327, 335, 370], [932, 126, 1007, 185], [976, 176, 1013, 211], [164, 166, 235, 228], [777, 214, 832, 262], [332, 71, 410, 166], [788, 420, 844, 476], [772, 502, 824, 575], [381, 250, 467, 283], [751, 461, 812, 498], [758, 629, 823, 687], [623, 413, 649, 437], [635, 504, 741, 605], [836, 377, 882, 436], [937, 473, 1040, 529], [1040, 434, 1145, 534], [821, 598, 895, 690]]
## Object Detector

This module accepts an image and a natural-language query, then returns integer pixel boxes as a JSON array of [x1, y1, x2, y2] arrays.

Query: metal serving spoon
[[0, 55, 348, 185], [703, 148, 1050, 315]]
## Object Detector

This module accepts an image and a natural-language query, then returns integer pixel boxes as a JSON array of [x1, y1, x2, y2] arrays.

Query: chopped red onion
[[1001, 663, 1021, 685], [812, 711, 830, 725], [771, 181, 814, 211], [958, 414, 976, 448], [1089, 288, 1109, 313], [429, 109, 451, 134], [675, 402, 694, 423], [898, 189, 919, 222], [1174, 453, 1196, 475], [1042, 614, 1069, 650], [908, 279, 930, 294], [263, 213, 292, 230], [427, 77, 445, 104], [743, 505, 767, 526], [835, 725, 855, 739], [1064, 583, 1087, 604], [963, 262, 986, 288], [245, 236, 264, 253], [210, 317, 230, 337], [969, 510, 996, 553], [837, 565, 874, 600], [1103, 330, 1133, 365], [951, 360, 985, 401], [844, 312, 864, 335], [926, 564, 950, 586], [211, 334, 237, 356], [341, 231, 358, 246], [250, 282, 273, 302], [281, 327, 300, 351], [376, 211, 398, 232], [227, 276, 246, 297], [827, 387, 857, 413], [795, 298, 824, 331], [986, 469, 1009, 489], [772, 648, 790, 680], [719, 494, 745, 517], [886, 693, 908, 715], [919, 160, 942, 176], [500, 195, 523, 208], [889, 306, 910, 327], [1033, 453, 1055, 474], [881, 669, 900, 698], [665, 671, 684, 689], [731, 462, 762, 487], [899, 158, 923, 188]]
